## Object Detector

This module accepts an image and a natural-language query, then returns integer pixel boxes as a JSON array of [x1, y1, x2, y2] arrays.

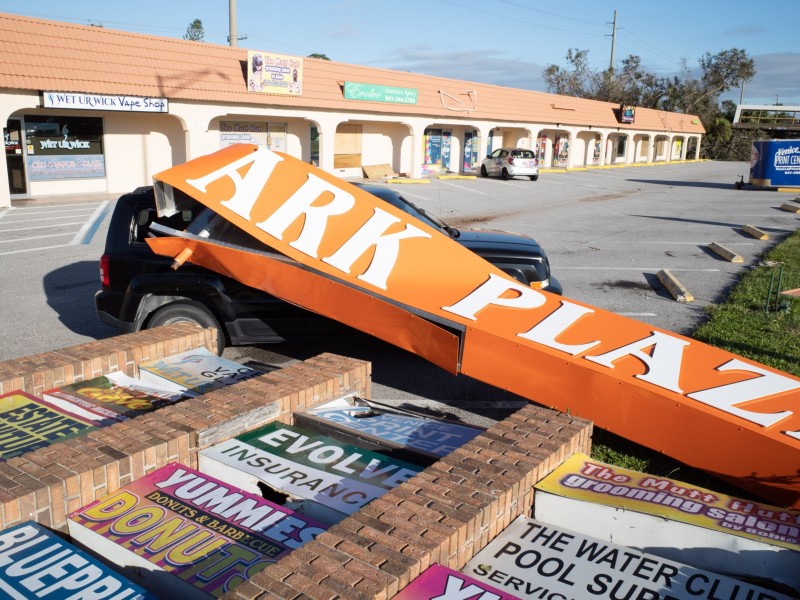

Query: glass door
[[4, 118, 26, 195]]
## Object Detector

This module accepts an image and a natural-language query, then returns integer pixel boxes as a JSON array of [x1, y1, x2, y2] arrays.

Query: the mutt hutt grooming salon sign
[[147, 144, 800, 508]]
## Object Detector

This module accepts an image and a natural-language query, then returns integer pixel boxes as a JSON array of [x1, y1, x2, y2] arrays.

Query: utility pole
[[228, 0, 247, 46], [607, 9, 617, 71]]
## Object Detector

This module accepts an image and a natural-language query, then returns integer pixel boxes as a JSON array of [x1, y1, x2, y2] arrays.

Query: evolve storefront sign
[[749, 139, 800, 188], [198, 422, 421, 521], [462, 517, 793, 600], [43, 91, 168, 113], [344, 82, 418, 105], [147, 144, 800, 508]]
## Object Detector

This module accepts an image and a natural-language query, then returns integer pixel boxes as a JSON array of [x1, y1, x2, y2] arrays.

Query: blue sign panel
[[306, 405, 482, 457], [0, 521, 156, 599], [749, 139, 800, 187]]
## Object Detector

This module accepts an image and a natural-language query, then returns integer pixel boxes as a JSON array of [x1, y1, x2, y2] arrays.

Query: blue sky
[[3, 0, 798, 106]]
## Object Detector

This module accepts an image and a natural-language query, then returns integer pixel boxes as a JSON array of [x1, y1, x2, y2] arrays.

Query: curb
[[387, 178, 430, 184], [741, 224, 769, 240], [656, 269, 694, 302], [708, 242, 744, 263]]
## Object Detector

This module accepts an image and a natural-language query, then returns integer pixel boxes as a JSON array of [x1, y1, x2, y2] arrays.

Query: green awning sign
[[344, 82, 417, 105]]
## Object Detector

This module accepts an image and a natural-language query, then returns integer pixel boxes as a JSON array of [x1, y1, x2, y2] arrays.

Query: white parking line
[[610, 241, 755, 246], [557, 266, 721, 272], [619, 312, 658, 317], [0, 232, 74, 244], [0, 221, 86, 233], [439, 180, 488, 195], [0, 243, 73, 256], [8, 202, 102, 211], [72, 201, 110, 244]]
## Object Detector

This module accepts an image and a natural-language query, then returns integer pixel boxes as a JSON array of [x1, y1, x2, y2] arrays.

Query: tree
[[184, 19, 204, 42], [307, 53, 330, 60], [542, 49, 596, 98], [542, 48, 757, 159]]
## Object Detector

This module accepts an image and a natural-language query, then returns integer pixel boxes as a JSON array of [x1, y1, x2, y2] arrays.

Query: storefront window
[[310, 126, 319, 166], [24, 115, 104, 180]]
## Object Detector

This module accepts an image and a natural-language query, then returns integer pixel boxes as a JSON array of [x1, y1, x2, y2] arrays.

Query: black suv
[[96, 184, 561, 354]]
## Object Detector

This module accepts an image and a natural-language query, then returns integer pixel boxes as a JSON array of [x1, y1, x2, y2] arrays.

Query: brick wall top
[[224, 405, 593, 600]]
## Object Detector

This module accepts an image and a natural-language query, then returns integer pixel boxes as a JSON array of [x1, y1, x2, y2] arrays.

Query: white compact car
[[480, 147, 539, 181]]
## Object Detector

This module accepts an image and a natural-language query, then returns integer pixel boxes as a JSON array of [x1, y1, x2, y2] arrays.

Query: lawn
[[591, 226, 800, 497]]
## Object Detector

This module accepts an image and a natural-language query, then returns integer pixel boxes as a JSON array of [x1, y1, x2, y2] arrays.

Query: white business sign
[[463, 517, 792, 599], [43, 91, 168, 113]]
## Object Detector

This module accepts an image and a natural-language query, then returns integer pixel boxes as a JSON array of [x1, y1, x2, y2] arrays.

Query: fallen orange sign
[[148, 144, 800, 508]]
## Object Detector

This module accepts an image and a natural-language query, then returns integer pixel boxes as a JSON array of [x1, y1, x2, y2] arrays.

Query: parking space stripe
[[0, 221, 86, 233], [0, 243, 73, 256], [73, 201, 110, 244], [439, 180, 487, 195], [0, 232, 73, 244], [556, 266, 721, 272]]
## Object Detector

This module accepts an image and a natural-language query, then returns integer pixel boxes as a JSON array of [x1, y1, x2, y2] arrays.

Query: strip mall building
[[0, 12, 705, 209]]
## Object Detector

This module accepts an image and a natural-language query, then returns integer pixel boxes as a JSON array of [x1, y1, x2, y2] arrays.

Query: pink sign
[[394, 564, 520, 599], [68, 462, 326, 598]]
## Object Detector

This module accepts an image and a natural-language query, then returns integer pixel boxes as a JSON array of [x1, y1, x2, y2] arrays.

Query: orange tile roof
[[0, 12, 705, 135]]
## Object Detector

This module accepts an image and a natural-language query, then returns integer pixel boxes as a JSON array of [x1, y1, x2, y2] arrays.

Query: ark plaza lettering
[[182, 147, 800, 443]]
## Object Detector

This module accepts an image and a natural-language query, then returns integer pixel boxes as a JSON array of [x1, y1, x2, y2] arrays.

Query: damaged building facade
[[0, 12, 705, 207]]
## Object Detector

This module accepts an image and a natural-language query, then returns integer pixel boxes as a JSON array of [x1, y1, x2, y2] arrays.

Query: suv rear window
[[511, 150, 535, 159], [133, 206, 197, 244]]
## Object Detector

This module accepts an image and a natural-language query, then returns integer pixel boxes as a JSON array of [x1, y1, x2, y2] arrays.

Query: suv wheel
[[146, 303, 225, 355], [480, 165, 488, 177], [530, 175, 539, 181], [501, 168, 510, 180]]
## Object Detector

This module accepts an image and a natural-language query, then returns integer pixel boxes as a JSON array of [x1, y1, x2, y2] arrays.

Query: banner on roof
[[619, 103, 636, 124], [147, 143, 800, 508], [247, 51, 303, 95]]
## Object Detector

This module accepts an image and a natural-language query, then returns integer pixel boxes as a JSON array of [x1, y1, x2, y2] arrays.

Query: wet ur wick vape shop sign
[[43, 92, 169, 113]]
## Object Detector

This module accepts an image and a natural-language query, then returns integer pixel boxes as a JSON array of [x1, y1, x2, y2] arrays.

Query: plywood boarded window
[[335, 123, 362, 168]]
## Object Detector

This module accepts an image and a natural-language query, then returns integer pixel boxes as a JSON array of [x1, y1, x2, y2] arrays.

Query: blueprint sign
[[749, 139, 800, 187]]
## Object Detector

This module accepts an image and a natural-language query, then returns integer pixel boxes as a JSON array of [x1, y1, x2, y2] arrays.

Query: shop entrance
[[422, 128, 451, 174], [4, 118, 26, 195]]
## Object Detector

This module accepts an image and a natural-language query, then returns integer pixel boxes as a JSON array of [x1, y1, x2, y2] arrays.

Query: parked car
[[480, 148, 539, 181], [96, 184, 561, 353]]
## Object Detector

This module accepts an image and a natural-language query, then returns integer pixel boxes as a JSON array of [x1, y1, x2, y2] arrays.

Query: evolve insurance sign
[[147, 144, 800, 508]]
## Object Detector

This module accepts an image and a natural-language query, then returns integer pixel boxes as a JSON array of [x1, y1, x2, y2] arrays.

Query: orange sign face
[[149, 144, 800, 508]]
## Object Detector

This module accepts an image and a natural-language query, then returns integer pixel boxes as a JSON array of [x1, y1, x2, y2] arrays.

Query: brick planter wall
[[0, 324, 371, 532], [0, 324, 593, 600], [226, 406, 592, 600]]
